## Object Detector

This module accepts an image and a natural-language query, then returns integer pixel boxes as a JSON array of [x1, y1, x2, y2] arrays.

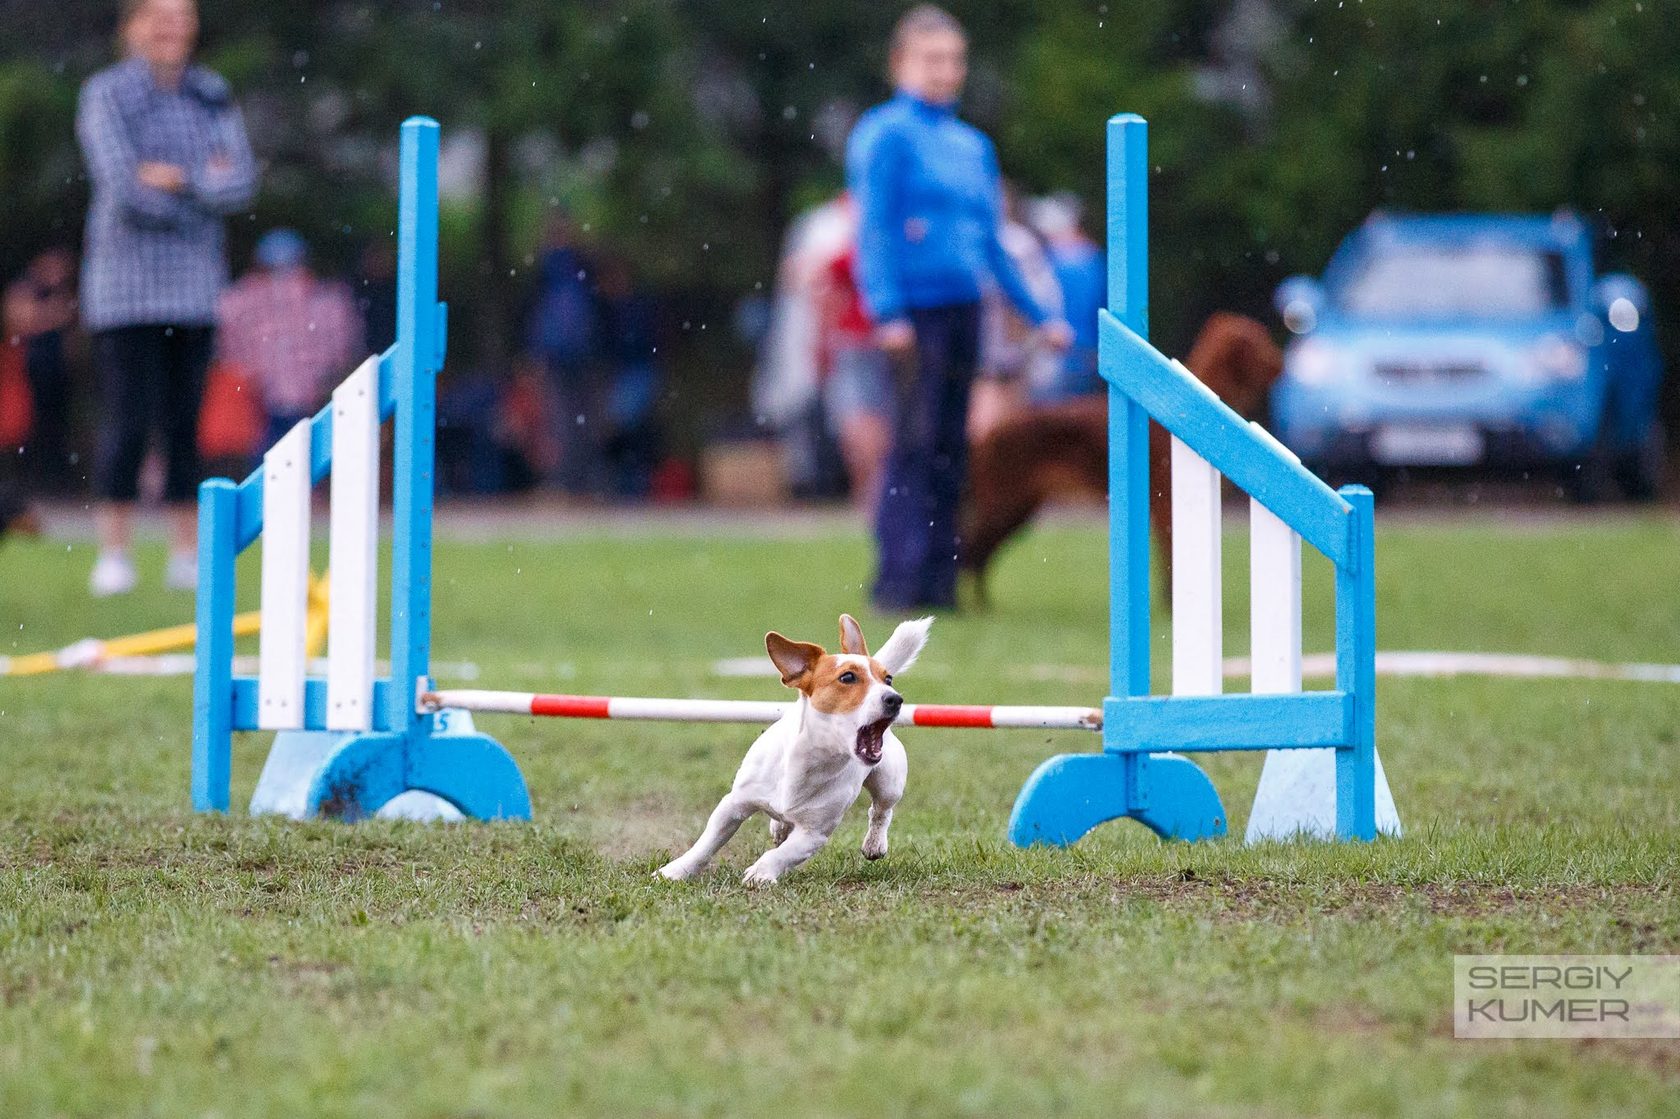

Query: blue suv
[[1271, 212, 1664, 498]]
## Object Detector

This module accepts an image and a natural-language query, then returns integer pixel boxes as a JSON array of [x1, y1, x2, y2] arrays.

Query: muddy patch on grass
[[818, 873, 1675, 928], [1577, 1038, 1680, 1082], [1104, 875, 1674, 924], [585, 792, 706, 861]]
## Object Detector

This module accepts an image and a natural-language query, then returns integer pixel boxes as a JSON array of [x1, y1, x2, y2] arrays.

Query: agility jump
[[192, 113, 1397, 843]]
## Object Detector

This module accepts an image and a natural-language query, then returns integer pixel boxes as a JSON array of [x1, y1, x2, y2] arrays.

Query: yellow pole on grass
[[1, 572, 329, 675]]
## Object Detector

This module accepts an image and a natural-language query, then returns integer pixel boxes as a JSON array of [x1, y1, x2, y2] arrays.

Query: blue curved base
[[1008, 751, 1227, 846], [302, 718, 531, 823]]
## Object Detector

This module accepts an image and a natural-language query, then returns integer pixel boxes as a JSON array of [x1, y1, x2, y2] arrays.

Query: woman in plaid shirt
[[78, 0, 257, 596]]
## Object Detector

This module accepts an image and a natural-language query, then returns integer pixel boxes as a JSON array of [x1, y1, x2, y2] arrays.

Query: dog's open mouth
[[854, 717, 893, 766]]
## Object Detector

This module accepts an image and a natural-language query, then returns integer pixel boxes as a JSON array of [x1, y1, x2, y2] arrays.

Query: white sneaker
[[90, 551, 138, 597], [165, 551, 198, 591]]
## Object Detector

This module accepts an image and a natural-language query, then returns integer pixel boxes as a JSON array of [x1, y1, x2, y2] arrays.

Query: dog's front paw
[[657, 859, 697, 881], [861, 834, 888, 861], [741, 862, 782, 886]]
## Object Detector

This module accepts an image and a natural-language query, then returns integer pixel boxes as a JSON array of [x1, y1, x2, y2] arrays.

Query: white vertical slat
[[1248, 498, 1302, 695], [327, 357, 381, 731], [1244, 421, 1402, 842], [1170, 435, 1222, 696], [257, 420, 312, 730]]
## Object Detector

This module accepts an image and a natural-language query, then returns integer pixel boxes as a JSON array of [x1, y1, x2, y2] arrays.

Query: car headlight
[[1523, 334, 1587, 383], [1288, 338, 1342, 386], [1281, 299, 1317, 335], [1608, 297, 1640, 333]]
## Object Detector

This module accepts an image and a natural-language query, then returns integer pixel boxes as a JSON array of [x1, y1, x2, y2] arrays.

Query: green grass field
[[2, 512, 1677, 1117]]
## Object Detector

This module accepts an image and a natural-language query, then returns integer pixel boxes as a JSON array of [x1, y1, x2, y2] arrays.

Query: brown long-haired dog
[[962, 312, 1284, 604]]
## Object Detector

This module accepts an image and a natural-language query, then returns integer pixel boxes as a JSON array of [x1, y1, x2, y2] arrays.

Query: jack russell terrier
[[658, 614, 932, 885]]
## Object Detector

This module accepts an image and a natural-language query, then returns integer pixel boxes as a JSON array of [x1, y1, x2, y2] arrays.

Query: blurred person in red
[[815, 195, 893, 511], [217, 229, 363, 451], [3, 247, 78, 493]]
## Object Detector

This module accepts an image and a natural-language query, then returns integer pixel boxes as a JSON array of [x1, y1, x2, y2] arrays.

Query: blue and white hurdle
[[191, 117, 531, 822], [1006, 114, 1399, 844]]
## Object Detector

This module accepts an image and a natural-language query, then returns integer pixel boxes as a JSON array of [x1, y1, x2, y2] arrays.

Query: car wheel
[[1613, 420, 1667, 502], [1561, 442, 1612, 504]]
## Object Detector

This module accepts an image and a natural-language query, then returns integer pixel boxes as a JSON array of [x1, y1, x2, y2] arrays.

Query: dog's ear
[[766, 632, 825, 688], [875, 616, 932, 675], [838, 614, 869, 657]]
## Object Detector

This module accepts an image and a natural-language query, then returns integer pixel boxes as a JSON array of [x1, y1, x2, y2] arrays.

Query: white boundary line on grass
[[713, 651, 1680, 685]]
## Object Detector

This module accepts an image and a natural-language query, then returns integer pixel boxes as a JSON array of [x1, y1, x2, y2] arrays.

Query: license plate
[[1371, 424, 1484, 465]]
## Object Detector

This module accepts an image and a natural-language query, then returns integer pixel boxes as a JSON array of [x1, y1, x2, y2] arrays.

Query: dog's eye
[[883, 674, 894, 686], [839, 671, 857, 685]]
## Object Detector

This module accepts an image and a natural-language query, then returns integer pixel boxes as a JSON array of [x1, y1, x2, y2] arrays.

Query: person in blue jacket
[[1027, 192, 1106, 403], [848, 5, 1071, 612]]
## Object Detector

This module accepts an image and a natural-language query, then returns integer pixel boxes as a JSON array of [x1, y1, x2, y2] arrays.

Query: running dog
[[658, 614, 932, 885]]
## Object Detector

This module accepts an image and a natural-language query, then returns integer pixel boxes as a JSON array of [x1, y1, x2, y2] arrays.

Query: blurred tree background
[[0, 0, 1674, 444]]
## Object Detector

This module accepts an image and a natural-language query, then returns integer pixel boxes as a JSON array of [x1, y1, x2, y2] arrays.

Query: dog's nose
[[882, 691, 903, 716]]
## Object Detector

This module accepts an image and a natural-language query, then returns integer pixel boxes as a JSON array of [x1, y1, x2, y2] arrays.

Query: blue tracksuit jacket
[[846, 92, 1052, 328]]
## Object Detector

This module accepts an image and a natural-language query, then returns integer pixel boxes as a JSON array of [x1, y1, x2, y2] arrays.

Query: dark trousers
[[545, 357, 604, 495], [23, 333, 73, 492], [92, 324, 213, 503], [873, 302, 981, 610], [262, 410, 315, 455]]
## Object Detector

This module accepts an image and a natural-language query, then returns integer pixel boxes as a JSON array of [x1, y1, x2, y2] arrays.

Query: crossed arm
[[77, 81, 257, 231]]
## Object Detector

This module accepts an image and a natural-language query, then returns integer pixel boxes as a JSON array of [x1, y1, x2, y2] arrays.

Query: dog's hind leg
[[658, 794, 755, 881], [741, 824, 832, 885]]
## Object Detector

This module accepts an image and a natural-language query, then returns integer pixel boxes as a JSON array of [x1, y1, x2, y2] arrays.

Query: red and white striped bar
[[420, 690, 1102, 731]]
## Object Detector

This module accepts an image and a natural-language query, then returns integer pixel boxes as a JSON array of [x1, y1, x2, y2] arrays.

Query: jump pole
[[420, 690, 1102, 731]]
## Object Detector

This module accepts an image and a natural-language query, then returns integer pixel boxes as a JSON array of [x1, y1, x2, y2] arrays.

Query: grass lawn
[[1, 512, 1677, 1117]]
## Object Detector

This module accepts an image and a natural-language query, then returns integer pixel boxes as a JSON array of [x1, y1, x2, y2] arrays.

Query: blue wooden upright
[[1007, 114, 1379, 845], [191, 118, 531, 822]]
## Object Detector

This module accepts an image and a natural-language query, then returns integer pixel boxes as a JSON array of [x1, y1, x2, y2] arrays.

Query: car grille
[[1373, 360, 1487, 383]]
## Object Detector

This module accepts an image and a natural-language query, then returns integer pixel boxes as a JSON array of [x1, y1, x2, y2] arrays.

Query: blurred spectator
[[77, 0, 257, 596], [749, 197, 854, 500], [817, 195, 893, 511], [1027, 192, 1104, 402], [3, 247, 78, 493], [194, 351, 264, 481], [971, 183, 1064, 441], [526, 214, 602, 494], [217, 229, 362, 450], [437, 370, 514, 495], [354, 240, 398, 355], [0, 484, 42, 542], [847, 5, 1071, 611], [596, 257, 664, 499]]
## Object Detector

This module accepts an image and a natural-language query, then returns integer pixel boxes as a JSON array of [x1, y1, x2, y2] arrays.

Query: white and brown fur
[[658, 614, 932, 885]]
